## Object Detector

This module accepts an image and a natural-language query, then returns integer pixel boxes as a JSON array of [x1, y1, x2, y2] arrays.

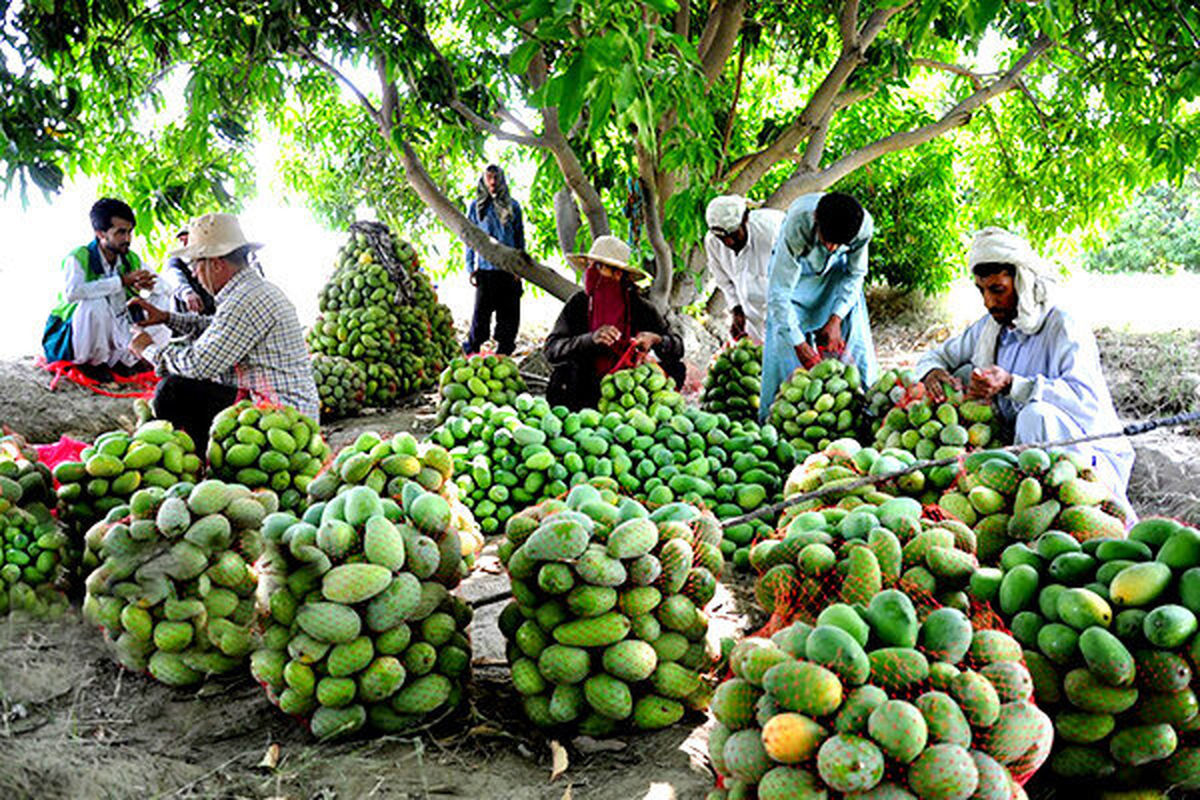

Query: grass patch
[[1096, 327, 1200, 420]]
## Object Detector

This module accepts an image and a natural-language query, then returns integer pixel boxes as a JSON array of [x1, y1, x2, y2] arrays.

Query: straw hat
[[169, 212, 263, 262], [566, 235, 647, 278]]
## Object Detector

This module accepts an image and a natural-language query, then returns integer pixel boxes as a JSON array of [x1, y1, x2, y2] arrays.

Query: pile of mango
[[598, 363, 684, 416], [701, 339, 762, 423], [0, 437, 71, 621], [207, 400, 330, 513], [307, 227, 459, 407], [863, 367, 920, 433], [251, 483, 480, 740], [82, 480, 271, 686], [783, 438, 933, 507], [54, 420, 202, 533], [937, 447, 1128, 564], [706, 592, 1051, 799], [435, 354, 527, 424], [312, 354, 367, 420], [767, 358, 863, 461], [970, 516, 1200, 789], [0, 432, 54, 507], [498, 486, 723, 734]]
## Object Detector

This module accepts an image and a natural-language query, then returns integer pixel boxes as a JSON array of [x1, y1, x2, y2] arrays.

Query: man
[[704, 195, 784, 342], [43, 198, 164, 379], [916, 227, 1134, 505], [128, 212, 319, 452], [464, 164, 525, 355], [164, 227, 215, 314], [759, 192, 878, 420]]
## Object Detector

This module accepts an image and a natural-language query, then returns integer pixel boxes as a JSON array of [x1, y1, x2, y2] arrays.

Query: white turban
[[706, 195, 748, 231], [969, 226, 1057, 367]]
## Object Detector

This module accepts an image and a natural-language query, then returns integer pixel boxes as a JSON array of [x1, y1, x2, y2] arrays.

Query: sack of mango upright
[[251, 481, 482, 741], [82, 480, 272, 686], [497, 482, 725, 736]]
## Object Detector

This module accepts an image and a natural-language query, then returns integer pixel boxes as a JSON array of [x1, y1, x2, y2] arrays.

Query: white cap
[[706, 195, 748, 232]]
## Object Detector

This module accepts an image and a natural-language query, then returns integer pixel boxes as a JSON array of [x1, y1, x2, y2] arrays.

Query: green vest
[[48, 240, 143, 323]]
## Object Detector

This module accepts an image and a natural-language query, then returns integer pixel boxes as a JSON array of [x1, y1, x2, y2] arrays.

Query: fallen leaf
[[258, 743, 280, 770], [549, 739, 569, 781], [571, 735, 626, 754], [560, 785, 573, 800]]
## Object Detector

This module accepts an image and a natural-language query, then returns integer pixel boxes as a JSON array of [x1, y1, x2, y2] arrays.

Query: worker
[[704, 194, 784, 342]]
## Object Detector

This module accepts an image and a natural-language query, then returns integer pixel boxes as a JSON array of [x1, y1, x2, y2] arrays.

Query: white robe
[[705, 208, 784, 343], [63, 250, 168, 366]]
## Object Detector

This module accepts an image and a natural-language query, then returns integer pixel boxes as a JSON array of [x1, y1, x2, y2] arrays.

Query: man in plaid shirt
[[129, 212, 319, 451]]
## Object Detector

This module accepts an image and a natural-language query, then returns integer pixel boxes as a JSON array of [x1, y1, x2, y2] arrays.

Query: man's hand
[[633, 331, 662, 351], [129, 331, 154, 359], [967, 366, 1012, 401], [592, 325, 621, 347], [127, 298, 169, 327], [184, 291, 205, 312], [921, 368, 961, 403], [817, 314, 845, 355], [122, 269, 156, 291], [469, 271, 479, 287], [795, 342, 820, 367], [729, 306, 747, 340]]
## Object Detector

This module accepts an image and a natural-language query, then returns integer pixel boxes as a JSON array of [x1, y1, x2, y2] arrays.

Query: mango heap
[[207, 400, 331, 513], [54, 420, 202, 533], [82, 480, 271, 686], [768, 358, 863, 461], [706, 591, 1051, 799], [252, 482, 480, 740], [307, 225, 458, 407], [0, 432, 54, 507], [938, 446, 1127, 564], [0, 438, 70, 618], [312, 354, 367, 420], [598, 362, 684, 415], [701, 339, 763, 424], [498, 486, 723, 735], [864, 367, 920, 433], [970, 516, 1200, 789], [435, 354, 528, 424], [783, 438, 927, 506]]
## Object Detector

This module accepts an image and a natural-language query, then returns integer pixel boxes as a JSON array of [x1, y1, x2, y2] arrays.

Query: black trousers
[[465, 270, 522, 355], [153, 374, 239, 455]]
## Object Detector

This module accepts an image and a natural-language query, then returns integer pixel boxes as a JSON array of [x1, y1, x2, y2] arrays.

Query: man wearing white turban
[[916, 227, 1134, 507], [704, 195, 784, 342]]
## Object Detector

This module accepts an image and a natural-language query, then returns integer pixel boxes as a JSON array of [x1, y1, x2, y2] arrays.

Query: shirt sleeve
[[705, 233, 738, 308], [544, 295, 597, 363], [764, 218, 808, 348], [465, 201, 478, 273], [915, 323, 978, 379], [63, 253, 122, 301], [150, 295, 269, 382], [1006, 313, 1110, 424], [830, 212, 872, 321]]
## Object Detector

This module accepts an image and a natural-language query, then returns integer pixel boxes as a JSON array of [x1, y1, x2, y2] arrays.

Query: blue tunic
[[759, 194, 878, 420], [465, 198, 525, 273]]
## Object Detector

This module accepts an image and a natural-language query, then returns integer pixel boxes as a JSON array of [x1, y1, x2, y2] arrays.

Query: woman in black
[[545, 235, 685, 410]]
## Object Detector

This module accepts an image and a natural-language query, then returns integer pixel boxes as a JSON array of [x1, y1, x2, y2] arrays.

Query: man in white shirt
[[704, 195, 784, 342]]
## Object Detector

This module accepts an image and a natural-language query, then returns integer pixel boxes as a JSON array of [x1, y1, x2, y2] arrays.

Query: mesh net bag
[[767, 358, 865, 462], [312, 354, 367, 420], [496, 482, 725, 736], [81, 480, 271, 686], [701, 339, 763, 424], [435, 354, 528, 424]]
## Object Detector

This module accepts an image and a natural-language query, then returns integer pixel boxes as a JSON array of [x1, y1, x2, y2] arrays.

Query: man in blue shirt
[[464, 164, 525, 355]]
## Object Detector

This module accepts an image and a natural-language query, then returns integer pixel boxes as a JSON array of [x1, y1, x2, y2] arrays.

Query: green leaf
[[642, 0, 679, 14], [509, 40, 539, 75], [587, 80, 613, 140], [557, 53, 586, 134], [968, 0, 1003, 34]]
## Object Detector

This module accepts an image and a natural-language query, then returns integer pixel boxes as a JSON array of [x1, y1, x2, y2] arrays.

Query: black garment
[[166, 255, 216, 315], [153, 374, 238, 454], [465, 270, 522, 355], [544, 290, 685, 411]]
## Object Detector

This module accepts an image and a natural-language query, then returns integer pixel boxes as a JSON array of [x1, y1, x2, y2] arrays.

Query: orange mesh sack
[[496, 483, 725, 736], [968, 515, 1200, 791], [936, 446, 1128, 566], [767, 358, 864, 462], [81, 480, 270, 687], [706, 585, 1051, 798], [252, 482, 480, 741]]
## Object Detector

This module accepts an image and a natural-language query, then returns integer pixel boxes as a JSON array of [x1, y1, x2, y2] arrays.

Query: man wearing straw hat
[[127, 212, 319, 451], [916, 227, 1134, 506], [704, 194, 784, 343], [544, 235, 684, 410]]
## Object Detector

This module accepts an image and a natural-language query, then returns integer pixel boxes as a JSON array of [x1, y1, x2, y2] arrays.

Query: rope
[[720, 409, 1200, 529], [349, 220, 415, 306]]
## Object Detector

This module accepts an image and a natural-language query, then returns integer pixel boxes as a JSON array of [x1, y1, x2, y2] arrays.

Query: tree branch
[[766, 34, 1055, 207], [911, 58, 986, 90], [840, 0, 861, 45], [697, 0, 747, 86], [448, 98, 546, 147], [293, 42, 378, 123], [717, 35, 749, 178], [635, 142, 674, 309]]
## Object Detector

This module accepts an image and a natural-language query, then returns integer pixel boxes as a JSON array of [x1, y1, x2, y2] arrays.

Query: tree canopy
[[3, 1, 1198, 305]]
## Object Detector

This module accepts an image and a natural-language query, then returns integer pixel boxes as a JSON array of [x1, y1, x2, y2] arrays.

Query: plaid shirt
[[144, 267, 320, 421]]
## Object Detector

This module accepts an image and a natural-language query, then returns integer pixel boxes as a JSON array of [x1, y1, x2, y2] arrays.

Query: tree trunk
[[553, 187, 582, 261]]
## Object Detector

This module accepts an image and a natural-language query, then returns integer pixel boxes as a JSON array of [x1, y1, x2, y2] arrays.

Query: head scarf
[[585, 264, 632, 377], [476, 165, 515, 228], [706, 195, 748, 232], [968, 227, 1056, 367]]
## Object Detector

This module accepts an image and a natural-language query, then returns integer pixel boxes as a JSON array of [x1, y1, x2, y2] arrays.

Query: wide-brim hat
[[566, 234, 647, 278], [169, 212, 263, 262]]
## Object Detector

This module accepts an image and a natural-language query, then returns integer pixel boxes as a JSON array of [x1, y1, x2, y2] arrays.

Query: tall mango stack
[[435, 354, 527, 424], [54, 420, 202, 534], [937, 446, 1128, 565], [969, 516, 1200, 790], [701, 339, 763, 424], [598, 362, 684, 415], [0, 438, 71, 617], [251, 483, 481, 740], [751, 495, 981, 619], [312, 354, 367, 420], [863, 367, 920, 434], [81, 480, 272, 686], [705, 593, 1052, 799], [207, 400, 331, 513], [497, 485, 724, 735], [767, 358, 863, 461]]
